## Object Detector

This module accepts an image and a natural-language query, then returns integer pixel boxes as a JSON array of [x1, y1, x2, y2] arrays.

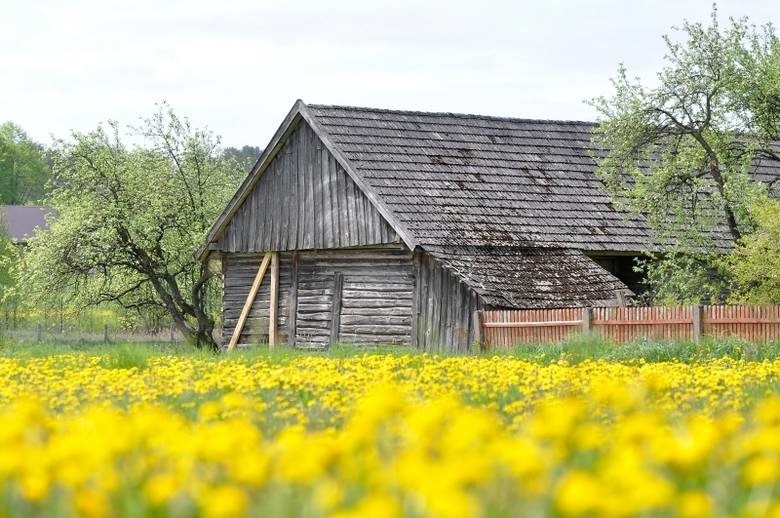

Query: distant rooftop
[[0, 205, 54, 244]]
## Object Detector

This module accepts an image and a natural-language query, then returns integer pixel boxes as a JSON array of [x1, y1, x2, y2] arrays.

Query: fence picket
[[480, 305, 780, 349]]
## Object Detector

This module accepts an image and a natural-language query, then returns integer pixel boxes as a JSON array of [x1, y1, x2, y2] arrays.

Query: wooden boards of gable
[[217, 120, 400, 253]]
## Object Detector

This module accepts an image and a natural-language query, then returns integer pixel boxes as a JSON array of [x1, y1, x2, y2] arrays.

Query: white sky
[[1, 0, 777, 148]]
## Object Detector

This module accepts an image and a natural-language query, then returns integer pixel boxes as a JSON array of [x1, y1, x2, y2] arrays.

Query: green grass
[[495, 335, 780, 363], [1, 335, 778, 365]]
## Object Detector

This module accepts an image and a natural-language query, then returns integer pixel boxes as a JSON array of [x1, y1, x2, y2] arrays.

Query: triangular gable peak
[[215, 116, 404, 253], [199, 101, 416, 258]]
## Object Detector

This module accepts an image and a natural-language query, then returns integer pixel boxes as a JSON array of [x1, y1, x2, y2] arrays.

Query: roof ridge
[[307, 103, 598, 126]]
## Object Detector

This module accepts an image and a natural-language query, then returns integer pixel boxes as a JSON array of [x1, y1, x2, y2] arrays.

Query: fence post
[[581, 307, 592, 336], [36, 324, 42, 342], [472, 310, 483, 350], [104, 324, 109, 343], [692, 305, 703, 343], [170, 322, 175, 343], [59, 299, 64, 334]]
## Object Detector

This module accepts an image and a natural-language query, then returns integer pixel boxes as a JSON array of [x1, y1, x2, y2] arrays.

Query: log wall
[[222, 253, 293, 346], [221, 246, 414, 348]]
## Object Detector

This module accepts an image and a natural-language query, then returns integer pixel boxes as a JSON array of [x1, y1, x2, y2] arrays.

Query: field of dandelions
[[0, 344, 778, 517]]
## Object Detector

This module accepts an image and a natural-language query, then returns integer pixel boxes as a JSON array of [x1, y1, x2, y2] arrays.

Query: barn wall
[[221, 253, 293, 346], [221, 245, 414, 348], [415, 252, 483, 353], [217, 120, 399, 253], [294, 246, 414, 348]]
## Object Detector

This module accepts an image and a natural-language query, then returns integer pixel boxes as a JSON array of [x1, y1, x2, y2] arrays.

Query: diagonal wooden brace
[[227, 252, 272, 351]]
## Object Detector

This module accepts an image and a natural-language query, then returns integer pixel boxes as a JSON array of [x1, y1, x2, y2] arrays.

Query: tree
[[726, 197, 780, 303], [590, 7, 779, 244], [222, 145, 262, 177], [25, 104, 242, 349], [0, 216, 20, 308], [589, 7, 780, 303], [0, 122, 51, 204]]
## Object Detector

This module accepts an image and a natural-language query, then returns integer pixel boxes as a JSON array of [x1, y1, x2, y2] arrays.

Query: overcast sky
[[2, 0, 776, 148]]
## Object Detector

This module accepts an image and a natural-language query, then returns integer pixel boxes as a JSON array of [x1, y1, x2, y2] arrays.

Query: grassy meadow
[[0, 338, 778, 517]]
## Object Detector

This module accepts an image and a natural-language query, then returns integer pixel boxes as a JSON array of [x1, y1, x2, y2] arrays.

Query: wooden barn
[[197, 101, 685, 351]]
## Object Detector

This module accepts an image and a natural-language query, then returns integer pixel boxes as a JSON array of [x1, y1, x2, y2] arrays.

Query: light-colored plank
[[268, 252, 280, 348]]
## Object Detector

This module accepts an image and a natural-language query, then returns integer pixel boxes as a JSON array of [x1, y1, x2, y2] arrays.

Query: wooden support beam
[[227, 252, 272, 351], [582, 307, 592, 334], [329, 272, 344, 347], [472, 310, 483, 350], [268, 252, 279, 348], [287, 253, 299, 347], [692, 305, 703, 343]]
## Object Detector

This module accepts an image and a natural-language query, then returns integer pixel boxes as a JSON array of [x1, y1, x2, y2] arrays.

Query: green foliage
[[23, 103, 242, 349], [0, 219, 20, 307], [0, 122, 51, 204], [589, 7, 779, 248], [222, 145, 262, 175], [589, 6, 780, 304], [727, 197, 780, 303], [0, 338, 777, 365], [635, 251, 730, 305], [501, 335, 780, 364]]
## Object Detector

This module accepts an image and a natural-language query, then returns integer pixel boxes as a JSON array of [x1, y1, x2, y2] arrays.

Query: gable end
[[217, 120, 400, 252]]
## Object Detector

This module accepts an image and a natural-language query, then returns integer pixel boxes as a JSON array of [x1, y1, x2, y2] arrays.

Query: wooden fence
[[479, 305, 780, 348]]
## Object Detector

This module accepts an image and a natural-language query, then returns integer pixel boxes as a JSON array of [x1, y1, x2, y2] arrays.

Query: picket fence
[[479, 305, 780, 348]]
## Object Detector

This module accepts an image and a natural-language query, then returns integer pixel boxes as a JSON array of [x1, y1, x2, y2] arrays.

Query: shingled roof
[[307, 104, 780, 251], [203, 101, 780, 308], [307, 104, 656, 252], [427, 246, 629, 308]]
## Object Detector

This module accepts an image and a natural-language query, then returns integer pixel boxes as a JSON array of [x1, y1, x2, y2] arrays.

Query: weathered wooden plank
[[341, 315, 411, 326], [330, 272, 344, 345], [341, 295, 413, 304], [329, 154, 341, 248], [417, 254, 429, 350], [287, 253, 299, 346], [340, 306, 413, 316], [320, 146, 333, 248], [268, 252, 280, 348], [410, 251, 421, 347], [347, 176, 360, 246], [336, 161, 351, 246], [304, 125, 316, 250], [341, 324, 411, 334], [341, 333, 411, 345]]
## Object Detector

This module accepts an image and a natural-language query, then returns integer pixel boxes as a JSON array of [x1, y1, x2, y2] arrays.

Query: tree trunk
[[708, 162, 741, 242], [142, 267, 219, 352], [174, 314, 217, 351]]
